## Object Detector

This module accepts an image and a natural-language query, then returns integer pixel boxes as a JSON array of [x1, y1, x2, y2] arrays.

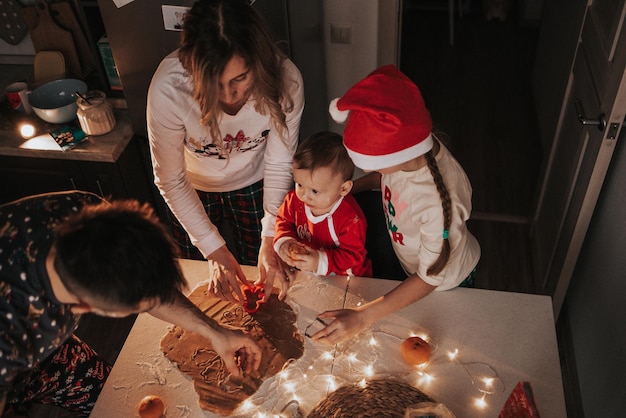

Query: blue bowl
[[29, 79, 88, 124]]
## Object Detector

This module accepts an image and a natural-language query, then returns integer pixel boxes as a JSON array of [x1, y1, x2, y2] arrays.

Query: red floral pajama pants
[[3, 334, 111, 417]]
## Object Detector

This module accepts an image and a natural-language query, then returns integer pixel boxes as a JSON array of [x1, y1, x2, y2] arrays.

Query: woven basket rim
[[307, 378, 435, 418]]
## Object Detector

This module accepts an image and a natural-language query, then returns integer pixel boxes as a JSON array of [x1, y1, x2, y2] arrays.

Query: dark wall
[[564, 126, 626, 416]]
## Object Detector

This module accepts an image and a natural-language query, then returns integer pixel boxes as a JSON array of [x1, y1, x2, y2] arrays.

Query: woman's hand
[[257, 237, 296, 301], [211, 328, 262, 376], [207, 245, 250, 303], [310, 308, 371, 345]]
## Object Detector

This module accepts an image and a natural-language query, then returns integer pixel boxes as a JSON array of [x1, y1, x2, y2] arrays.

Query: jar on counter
[[76, 90, 116, 136]]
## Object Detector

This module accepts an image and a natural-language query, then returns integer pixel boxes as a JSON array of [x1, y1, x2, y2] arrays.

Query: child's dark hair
[[424, 135, 452, 276], [53, 200, 186, 309], [293, 131, 354, 181]]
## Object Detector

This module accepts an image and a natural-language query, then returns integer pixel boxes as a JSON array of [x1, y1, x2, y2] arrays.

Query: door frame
[[531, 0, 626, 317]]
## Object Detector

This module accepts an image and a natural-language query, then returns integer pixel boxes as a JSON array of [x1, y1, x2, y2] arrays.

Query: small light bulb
[[20, 124, 35, 139], [474, 395, 488, 409], [363, 364, 374, 377], [240, 399, 254, 411], [417, 372, 434, 385], [327, 375, 337, 391]]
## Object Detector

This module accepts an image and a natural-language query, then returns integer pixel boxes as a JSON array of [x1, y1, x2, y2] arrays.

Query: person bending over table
[[312, 65, 481, 345], [147, 0, 305, 305], [0, 191, 260, 417]]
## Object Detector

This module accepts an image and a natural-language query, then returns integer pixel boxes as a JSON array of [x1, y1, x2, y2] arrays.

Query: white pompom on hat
[[328, 65, 433, 171]]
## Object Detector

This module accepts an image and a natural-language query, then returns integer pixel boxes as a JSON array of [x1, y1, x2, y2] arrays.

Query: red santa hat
[[329, 65, 433, 171]]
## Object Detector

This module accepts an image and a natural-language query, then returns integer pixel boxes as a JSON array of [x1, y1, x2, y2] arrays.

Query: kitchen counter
[[0, 102, 157, 207], [0, 107, 133, 163]]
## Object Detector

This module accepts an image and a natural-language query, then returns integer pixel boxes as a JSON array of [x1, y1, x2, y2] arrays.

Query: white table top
[[91, 259, 566, 418]]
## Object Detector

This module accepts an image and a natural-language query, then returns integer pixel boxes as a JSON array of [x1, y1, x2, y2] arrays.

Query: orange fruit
[[401, 336, 431, 366], [137, 395, 165, 418]]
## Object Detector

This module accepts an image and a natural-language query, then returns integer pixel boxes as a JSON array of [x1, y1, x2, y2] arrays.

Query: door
[[531, 0, 626, 317]]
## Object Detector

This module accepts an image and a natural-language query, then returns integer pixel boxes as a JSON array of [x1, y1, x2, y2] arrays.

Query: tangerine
[[400, 336, 431, 365], [137, 395, 165, 418]]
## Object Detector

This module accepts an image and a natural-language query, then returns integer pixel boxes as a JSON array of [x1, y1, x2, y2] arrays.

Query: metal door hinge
[[606, 122, 620, 140]]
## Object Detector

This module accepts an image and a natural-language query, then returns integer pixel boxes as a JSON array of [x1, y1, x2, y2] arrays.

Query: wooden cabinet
[[0, 110, 161, 210], [0, 135, 155, 205], [0, 157, 83, 202]]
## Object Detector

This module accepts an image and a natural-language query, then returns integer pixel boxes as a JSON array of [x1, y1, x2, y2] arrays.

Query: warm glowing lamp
[[20, 123, 35, 139]]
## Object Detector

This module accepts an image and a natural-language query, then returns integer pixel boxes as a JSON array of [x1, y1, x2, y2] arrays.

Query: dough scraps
[[160, 287, 304, 415]]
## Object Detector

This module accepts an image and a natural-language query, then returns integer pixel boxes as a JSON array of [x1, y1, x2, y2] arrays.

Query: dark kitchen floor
[[26, 4, 543, 418]]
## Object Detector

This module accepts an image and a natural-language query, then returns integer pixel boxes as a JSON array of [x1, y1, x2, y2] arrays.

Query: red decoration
[[241, 283, 266, 314], [498, 381, 541, 418]]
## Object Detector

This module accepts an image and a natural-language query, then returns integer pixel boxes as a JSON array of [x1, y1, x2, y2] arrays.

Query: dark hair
[[53, 200, 186, 309], [179, 0, 293, 147], [424, 136, 452, 275], [293, 131, 355, 181]]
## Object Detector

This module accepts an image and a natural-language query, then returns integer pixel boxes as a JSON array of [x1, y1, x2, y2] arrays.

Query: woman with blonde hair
[[147, 0, 304, 304]]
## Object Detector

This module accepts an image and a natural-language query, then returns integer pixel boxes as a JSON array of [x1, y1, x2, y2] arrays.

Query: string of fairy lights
[[229, 307, 506, 417]]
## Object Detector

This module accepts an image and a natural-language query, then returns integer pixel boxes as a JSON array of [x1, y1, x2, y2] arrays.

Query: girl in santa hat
[[312, 65, 481, 345]]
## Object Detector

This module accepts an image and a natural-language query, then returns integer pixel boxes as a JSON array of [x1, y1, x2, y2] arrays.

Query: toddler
[[274, 132, 372, 276]]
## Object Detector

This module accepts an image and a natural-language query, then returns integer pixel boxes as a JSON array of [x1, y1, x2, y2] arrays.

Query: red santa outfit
[[274, 190, 372, 277]]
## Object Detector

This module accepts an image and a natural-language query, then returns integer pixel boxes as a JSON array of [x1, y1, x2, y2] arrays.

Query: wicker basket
[[307, 379, 434, 418]]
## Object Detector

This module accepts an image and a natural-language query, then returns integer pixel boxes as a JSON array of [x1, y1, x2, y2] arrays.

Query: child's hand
[[287, 241, 309, 261], [291, 248, 319, 273], [312, 308, 368, 345], [277, 239, 300, 265], [278, 240, 319, 273]]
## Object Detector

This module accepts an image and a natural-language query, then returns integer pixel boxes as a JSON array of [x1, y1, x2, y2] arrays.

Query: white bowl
[[29, 79, 88, 124]]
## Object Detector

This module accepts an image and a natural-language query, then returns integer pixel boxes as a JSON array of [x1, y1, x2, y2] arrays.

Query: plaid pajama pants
[[168, 180, 265, 264]]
